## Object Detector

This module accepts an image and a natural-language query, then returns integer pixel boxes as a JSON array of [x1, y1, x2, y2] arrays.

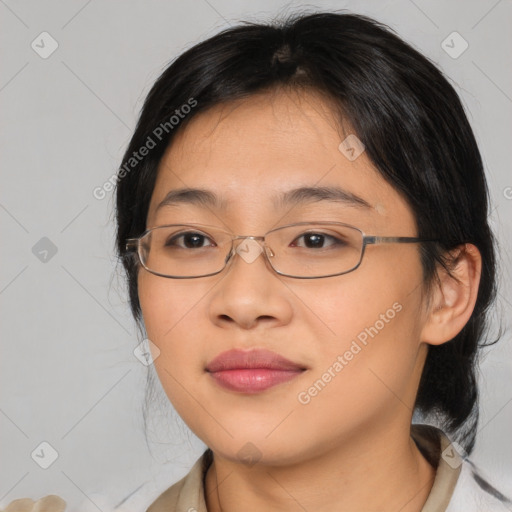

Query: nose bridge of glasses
[[231, 235, 274, 265]]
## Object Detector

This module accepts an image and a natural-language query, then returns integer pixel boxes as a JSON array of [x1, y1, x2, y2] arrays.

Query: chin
[[199, 428, 320, 468]]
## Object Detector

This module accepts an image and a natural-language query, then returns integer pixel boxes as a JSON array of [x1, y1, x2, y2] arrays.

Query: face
[[138, 89, 430, 466]]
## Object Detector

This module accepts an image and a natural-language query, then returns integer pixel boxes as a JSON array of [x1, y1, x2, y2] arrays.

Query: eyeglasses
[[125, 221, 437, 279]]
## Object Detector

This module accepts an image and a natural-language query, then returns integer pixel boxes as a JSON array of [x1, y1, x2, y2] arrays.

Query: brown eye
[[165, 231, 216, 249], [291, 232, 345, 249]]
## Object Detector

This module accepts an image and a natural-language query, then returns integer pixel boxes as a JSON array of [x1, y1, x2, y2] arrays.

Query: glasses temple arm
[[364, 236, 439, 245]]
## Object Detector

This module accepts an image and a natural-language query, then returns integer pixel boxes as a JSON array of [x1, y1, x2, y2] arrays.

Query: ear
[[420, 244, 482, 345]]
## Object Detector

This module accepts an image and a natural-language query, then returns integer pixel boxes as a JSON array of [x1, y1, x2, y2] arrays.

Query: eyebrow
[[155, 185, 372, 211]]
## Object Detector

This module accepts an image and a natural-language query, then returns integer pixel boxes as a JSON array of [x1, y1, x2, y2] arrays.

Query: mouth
[[205, 348, 307, 394]]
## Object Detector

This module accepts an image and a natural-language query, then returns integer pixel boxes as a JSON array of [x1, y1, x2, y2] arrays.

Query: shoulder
[[77, 450, 212, 512], [411, 424, 511, 512], [447, 459, 512, 512], [144, 472, 187, 512], [145, 449, 212, 512]]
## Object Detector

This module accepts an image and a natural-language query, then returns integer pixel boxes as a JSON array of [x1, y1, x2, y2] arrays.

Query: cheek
[[138, 272, 213, 418], [291, 250, 423, 344], [301, 285, 419, 381], [138, 272, 208, 366], [322, 262, 424, 400], [291, 289, 424, 450], [299, 250, 425, 383]]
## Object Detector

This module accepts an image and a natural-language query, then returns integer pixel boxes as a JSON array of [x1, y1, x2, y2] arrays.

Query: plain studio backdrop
[[1, 0, 511, 510]]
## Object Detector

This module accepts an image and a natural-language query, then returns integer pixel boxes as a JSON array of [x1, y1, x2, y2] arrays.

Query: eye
[[165, 231, 216, 249], [291, 232, 345, 249]]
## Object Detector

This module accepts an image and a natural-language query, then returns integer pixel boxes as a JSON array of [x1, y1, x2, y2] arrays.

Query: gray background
[[1, 0, 511, 510]]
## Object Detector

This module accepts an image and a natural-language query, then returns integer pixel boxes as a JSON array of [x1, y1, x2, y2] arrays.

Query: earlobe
[[420, 244, 482, 346]]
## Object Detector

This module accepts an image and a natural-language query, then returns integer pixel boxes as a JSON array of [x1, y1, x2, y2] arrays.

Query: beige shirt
[[146, 424, 465, 512]]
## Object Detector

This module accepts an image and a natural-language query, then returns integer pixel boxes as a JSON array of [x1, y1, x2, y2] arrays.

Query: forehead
[[147, 90, 415, 232]]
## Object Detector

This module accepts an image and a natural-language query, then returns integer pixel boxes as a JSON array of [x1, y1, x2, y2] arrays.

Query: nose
[[207, 237, 293, 330]]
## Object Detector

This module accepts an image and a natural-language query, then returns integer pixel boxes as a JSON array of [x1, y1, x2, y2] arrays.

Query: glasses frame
[[125, 221, 438, 279]]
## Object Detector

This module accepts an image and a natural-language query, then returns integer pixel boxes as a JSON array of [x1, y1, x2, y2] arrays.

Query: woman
[[114, 11, 509, 512]]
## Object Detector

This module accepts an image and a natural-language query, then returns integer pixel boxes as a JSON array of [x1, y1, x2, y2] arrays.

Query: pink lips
[[206, 349, 306, 394]]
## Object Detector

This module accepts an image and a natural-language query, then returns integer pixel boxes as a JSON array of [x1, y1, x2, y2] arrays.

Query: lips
[[206, 349, 306, 393]]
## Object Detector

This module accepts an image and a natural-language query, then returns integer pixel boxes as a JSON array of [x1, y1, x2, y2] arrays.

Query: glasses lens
[[266, 223, 363, 277], [138, 223, 364, 278], [140, 225, 231, 277]]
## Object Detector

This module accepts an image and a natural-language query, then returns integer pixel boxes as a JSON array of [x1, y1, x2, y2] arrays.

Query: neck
[[204, 422, 436, 512]]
